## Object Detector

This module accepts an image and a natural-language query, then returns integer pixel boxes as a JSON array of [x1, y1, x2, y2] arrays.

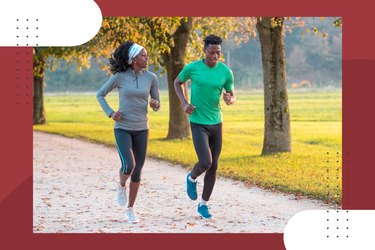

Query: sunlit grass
[[34, 90, 342, 204]]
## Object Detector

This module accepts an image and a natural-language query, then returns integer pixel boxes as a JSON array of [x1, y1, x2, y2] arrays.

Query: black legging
[[114, 128, 149, 182], [190, 122, 222, 201]]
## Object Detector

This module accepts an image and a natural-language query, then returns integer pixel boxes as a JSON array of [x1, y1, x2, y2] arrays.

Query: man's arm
[[174, 76, 196, 114], [223, 89, 236, 105]]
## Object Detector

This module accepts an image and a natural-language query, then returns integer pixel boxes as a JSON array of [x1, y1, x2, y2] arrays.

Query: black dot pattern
[[326, 210, 350, 239], [16, 18, 40, 47], [15, 18, 35, 106], [325, 151, 347, 239], [326, 151, 341, 207], [343, 151, 350, 208]]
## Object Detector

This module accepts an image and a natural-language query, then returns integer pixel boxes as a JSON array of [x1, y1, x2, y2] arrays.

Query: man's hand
[[223, 92, 232, 105], [184, 103, 196, 114]]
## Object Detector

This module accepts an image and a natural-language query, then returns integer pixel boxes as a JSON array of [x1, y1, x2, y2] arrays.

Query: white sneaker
[[126, 207, 140, 223], [116, 182, 127, 206]]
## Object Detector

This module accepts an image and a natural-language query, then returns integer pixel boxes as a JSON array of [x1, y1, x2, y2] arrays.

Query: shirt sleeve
[[224, 69, 234, 92], [150, 74, 160, 111], [178, 63, 191, 83], [96, 74, 119, 117]]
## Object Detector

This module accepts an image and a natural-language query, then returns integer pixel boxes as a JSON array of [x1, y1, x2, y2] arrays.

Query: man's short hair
[[204, 34, 223, 48]]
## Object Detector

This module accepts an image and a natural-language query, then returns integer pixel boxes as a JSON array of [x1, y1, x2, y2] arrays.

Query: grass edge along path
[[34, 90, 342, 205]]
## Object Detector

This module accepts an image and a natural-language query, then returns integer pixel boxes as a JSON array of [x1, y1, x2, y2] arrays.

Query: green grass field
[[34, 90, 342, 204]]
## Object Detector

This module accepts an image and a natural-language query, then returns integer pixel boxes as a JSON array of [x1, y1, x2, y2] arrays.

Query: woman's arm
[[150, 75, 160, 111], [96, 75, 119, 118]]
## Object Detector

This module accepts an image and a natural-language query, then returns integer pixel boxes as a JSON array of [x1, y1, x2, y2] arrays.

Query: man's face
[[204, 44, 221, 67]]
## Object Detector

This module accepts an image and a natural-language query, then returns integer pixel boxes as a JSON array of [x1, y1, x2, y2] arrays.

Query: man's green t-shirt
[[178, 59, 234, 125]]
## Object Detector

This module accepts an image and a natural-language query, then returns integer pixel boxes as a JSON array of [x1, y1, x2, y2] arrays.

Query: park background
[[33, 17, 342, 205]]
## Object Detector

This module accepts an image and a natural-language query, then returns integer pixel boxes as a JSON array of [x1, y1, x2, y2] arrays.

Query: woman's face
[[134, 48, 149, 69]]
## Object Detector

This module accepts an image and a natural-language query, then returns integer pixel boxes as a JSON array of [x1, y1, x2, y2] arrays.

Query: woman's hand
[[111, 111, 122, 121], [149, 99, 160, 109]]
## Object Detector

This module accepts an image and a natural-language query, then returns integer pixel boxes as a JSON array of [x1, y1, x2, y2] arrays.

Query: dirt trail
[[33, 131, 335, 233]]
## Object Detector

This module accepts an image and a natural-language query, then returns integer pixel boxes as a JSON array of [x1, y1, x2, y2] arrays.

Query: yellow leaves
[[284, 17, 305, 31], [294, 17, 339, 38], [40, 17, 261, 77], [309, 26, 329, 38], [333, 18, 342, 28], [271, 17, 283, 28], [270, 17, 284, 28], [285, 25, 293, 33], [189, 17, 257, 63]]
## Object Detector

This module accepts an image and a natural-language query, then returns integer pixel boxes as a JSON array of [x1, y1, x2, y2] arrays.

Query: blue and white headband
[[127, 43, 144, 65]]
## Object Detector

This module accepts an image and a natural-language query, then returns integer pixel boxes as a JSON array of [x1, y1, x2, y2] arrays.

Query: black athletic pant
[[190, 122, 222, 201], [114, 128, 148, 182]]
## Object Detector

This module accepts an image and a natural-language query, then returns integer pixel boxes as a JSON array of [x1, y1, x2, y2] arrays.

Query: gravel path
[[33, 131, 335, 233]]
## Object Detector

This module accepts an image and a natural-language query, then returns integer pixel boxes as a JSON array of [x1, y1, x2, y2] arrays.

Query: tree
[[256, 17, 342, 155], [32, 18, 156, 125], [256, 17, 291, 155], [33, 48, 46, 124], [34, 17, 256, 141], [160, 17, 193, 139], [145, 17, 255, 139], [35, 16, 340, 156], [33, 17, 156, 124], [33, 46, 93, 124]]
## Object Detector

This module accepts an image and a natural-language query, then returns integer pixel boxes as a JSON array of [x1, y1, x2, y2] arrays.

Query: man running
[[174, 34, 236, 219]]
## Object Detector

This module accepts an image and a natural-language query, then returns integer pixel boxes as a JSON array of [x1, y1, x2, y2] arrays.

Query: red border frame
[[2, 1, 374, 249]]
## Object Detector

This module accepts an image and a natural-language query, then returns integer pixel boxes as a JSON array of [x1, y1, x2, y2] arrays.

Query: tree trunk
[[256, 17, 291, 155], [165, 17, 192, 139], [33, 48, 46, 124]]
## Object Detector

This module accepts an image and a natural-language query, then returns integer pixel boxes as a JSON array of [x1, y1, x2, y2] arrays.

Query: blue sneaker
[[186, 173, 197, 200], [198, 203, 212, 219]]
